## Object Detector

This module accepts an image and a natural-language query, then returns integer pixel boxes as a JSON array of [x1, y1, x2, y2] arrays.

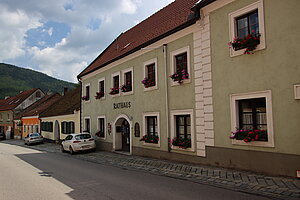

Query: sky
[[0, 0, 175, 83]]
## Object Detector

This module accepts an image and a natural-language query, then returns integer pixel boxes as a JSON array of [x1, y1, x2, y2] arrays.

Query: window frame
[[143, 58, 158, 91], [111, 72, 121, 97], [121, 67, 134, 95], [84, 117, 91, 133], [170, 109, 194, 151], [228, 0, 266, 57], [142, 112, 160, 147], [98, 77, 105, 100], [230, 90, 274, 147], [83, 83, 91, 102], [170, 46, 191, 86], [97, 116, 106, 140]]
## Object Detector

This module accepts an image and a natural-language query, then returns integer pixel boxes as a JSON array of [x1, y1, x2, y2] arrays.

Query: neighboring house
[[0, 88, 45, 139], [77, 0, 300, 177], [40, 87, 81, 142], [15, 93, 61, 138]]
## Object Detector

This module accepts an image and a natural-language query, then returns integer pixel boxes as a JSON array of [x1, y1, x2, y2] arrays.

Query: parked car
[[24, 133, 44, 145], [61, 133, 96, 154], [0, 132, 5, 140]]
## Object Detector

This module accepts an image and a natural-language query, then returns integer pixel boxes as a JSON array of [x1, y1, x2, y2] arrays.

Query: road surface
[[0, 142, 271, 200]]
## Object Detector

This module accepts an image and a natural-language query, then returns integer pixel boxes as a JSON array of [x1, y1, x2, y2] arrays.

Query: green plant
[[171, 137, 191, 149], [229, 32, 260, 54], [140, 135, 159, 144], [230, 129, 268, 143]]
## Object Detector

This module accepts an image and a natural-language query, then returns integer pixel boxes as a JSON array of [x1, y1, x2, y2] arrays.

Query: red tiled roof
[[0, 88, 40, 111], [78, 0, 200, 78], [15, 93, 61, 119], [40, 87, 81, 118]]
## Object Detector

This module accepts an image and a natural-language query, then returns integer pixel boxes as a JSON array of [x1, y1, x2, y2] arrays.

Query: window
[[142, 112, 160, 145], [176, 115, 191, 140], [7, 114, 10, 121], [61, 121, 75, 134], [85, 85, 90, 101], [238, 98, 267, 130], [24, 125, 26, 132], [41, 122, 53, 132], [143, 58, 157, 90], [36, 91, 41, 98], [110, 73, 120, 96], [175, 53, 188, 72], [0, 114, 2, 121], [121, 68, 133, 94], [146, 116, 158, 137], [170, 46, 190, 85], [229, 0, 265, 56], [65, 135, 73, 140], [230, 90, 274, 147], [170, 110, 194, 150], [97, 78, 105, 99], [96, 117, 105, 138], [84, 118, 90, 133]]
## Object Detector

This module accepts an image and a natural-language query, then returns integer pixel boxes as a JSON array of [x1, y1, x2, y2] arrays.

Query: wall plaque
[[113, 102, 131, 109]]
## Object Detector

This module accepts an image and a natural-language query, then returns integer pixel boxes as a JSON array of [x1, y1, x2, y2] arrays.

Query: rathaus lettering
[[113, 102, 131, 109]]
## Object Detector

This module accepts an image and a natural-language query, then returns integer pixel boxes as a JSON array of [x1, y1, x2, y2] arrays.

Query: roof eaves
[[192, 0, 216, 11]]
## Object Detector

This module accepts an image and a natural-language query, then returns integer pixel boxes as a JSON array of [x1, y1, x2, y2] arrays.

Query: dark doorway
[[121, 120, 130, 152]]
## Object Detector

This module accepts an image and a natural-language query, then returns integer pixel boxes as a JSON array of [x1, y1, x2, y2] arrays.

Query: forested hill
[[0, 63, 76, 99]]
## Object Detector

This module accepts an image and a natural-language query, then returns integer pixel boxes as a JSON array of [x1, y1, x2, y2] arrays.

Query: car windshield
[[75, 134, 91, 140], [30, 133, 40, 137]]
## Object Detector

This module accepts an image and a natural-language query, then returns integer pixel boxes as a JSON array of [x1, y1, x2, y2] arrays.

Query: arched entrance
[[113, 115, 132, 153], [54, 120, 60, 143]]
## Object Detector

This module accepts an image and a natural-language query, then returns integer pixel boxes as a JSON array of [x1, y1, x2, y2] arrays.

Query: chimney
[[63, 87, 68, 96]]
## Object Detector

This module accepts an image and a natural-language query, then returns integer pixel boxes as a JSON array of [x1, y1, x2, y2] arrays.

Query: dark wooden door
[[121, 120, 130, 152]]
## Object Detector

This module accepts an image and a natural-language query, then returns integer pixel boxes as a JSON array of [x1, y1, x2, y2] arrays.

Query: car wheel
[[61, 145, 66, 153], [69, 146, 74, 155]]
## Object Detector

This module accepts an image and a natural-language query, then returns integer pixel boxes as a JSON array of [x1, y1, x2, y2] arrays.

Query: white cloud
[[0, 0, 175, 82], [0, 5, 41, 60]]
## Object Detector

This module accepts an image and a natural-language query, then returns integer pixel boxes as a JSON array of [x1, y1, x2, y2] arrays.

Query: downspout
[[78, 78, 83, 133], [163, 44, 171, 152]]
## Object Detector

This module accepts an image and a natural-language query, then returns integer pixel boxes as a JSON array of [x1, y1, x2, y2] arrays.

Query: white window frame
[[170, 109, 195, 151], [83, 83, 91, 103], [121, 67, 134, 96], [7, 113, 10, 121], [97, 77, 106, 100], [84, 116, 91, 133], [230, 90, 274, 147], [111, 72, 121, 97], [143, 58, 158, 91], [228, 0, 266, 57], [170, 46, 191, 86], [294, 84, 300, 100], [142, 112, 160, 147], [97, 115, 106, 140]]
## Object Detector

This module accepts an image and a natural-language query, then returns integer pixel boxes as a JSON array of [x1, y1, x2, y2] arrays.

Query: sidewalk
[[3, 139, 300, 200]]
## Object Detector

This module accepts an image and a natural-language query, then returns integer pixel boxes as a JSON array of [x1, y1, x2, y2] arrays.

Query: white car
[[61, 133, 96, 154]]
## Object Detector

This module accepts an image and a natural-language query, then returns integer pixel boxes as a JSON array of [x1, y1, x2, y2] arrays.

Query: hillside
[[0, 63, 76, 99]]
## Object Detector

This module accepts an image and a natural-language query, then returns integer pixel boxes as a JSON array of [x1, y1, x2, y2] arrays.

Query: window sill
[[143, 85, 158, 92], [230, 44, 265, 57], [171, 79, 191, 87], [142, 142, 160, 148], [232, 139, 274, 148], [111, 93, 121, 98], [83, 100, 91, 103], [95, 97, 105, 101], [171, 145, 194, 152], [122, 91, 133, 96]]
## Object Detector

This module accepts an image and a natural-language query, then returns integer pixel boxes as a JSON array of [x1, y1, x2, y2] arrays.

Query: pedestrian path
[[2, 140, 300, 200]]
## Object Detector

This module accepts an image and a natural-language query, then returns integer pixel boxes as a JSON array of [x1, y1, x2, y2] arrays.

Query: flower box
[[229, 32, 260, 54], [120, 84, 132, 92], [140, 135, 159, 144], [170, 70, 189, 84], [230, 129, 268, 143], [81, 96, 89, 101], [171, 137, 191, 149], [141, 77, 155, 88], [95, 92, 104, 99], [109, 87, 119, 95]]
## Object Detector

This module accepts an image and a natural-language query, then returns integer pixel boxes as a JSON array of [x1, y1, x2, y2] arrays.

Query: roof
[[78, 0, 201, 78], [0, 88, 40, 111], [15, 93, 61, 119], [40, 87, 81, 118]]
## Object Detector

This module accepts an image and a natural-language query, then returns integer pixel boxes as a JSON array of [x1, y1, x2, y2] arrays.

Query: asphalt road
[[0, 142, 271, 200]]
